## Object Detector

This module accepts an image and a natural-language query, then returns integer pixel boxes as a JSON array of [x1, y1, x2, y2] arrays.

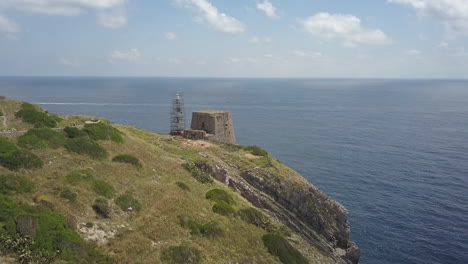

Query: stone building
[[184, 110, 236, 144]]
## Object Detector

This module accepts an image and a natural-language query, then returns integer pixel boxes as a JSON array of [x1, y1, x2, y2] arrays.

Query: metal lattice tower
[[170, 93, 186, 134]]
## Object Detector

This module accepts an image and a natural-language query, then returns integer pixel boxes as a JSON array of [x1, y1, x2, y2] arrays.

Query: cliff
[[0, 99, 359, 264]]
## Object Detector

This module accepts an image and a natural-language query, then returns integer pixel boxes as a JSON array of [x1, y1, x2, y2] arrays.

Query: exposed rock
[[77, 222, 117, 244], [15, 215, 39, 238]]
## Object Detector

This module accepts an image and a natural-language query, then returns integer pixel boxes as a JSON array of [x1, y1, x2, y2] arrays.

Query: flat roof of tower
[[193, 110, 230, 114]]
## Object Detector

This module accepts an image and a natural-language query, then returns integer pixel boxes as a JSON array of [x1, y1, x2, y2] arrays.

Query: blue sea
[[1, 77, 468, 264]]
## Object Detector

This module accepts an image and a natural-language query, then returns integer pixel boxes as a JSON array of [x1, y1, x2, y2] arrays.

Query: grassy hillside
[[0, 99, 334, 264]]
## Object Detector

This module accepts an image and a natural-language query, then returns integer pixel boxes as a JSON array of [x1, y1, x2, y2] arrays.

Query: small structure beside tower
[[184, 110, 236, 144]]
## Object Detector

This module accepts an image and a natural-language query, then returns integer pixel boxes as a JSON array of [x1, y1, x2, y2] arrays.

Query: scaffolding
[[170, 93, 185, 135]]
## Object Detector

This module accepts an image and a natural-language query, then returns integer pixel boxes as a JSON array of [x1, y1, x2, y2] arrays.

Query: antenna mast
[[170, 93, 185, 135]]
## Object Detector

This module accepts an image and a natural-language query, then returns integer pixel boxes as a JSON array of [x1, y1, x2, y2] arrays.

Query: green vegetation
[[60, 188, 77, 202], [175, 181, 190, 191], [112, 154, 142, 168], [14, 102, 61, 128], [83, 122, 123, 143], [238, 208, 272, 231], [93, 180, 115, 198], [205, 188, 235, 205], [0, 194, 112, 263], [18, 127, 66, 149], [0, 137, 43, 171], [115, 193, 142, 212], [65, 137, 108, 159], [0, 174, 34, 194], [212, 201, 236, 217], [178, 216, 224, 238], [243, 145, 269, 157], [183, 162, 213, 184], [65, 168, 95, 185], [262, 234, 309, 264], [0, 110, 3, 116], [63, 126, 87, 138], [160, 245, 202, 264], [92, 197, 111, 218]]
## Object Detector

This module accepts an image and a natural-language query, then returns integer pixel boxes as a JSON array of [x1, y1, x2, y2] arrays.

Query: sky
[[0, 0, 467, 78]]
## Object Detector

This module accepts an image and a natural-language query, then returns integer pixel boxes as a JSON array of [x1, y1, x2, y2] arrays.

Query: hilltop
[[0, 99, 359, 264]]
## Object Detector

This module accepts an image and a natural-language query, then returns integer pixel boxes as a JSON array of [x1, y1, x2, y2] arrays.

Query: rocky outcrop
[[195, 162, 360, 264]]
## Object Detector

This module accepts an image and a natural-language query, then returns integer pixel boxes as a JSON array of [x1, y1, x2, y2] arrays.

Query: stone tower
[[186, 110, 236, 144]]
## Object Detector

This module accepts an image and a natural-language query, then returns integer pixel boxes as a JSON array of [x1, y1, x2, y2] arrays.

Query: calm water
[[1, 77, 468, 264]]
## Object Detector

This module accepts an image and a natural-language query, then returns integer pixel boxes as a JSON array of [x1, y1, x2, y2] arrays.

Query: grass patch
[[83, 122, 123, 143], [212, 201, 235, 217], [178, 216, 224, 238], [205, 189, 235, 205], [92, 197, 112, 218], [63, 126, 87, 138], [183, 162, 213, 184], [262, 234, 309, 264], [93, 180, 115, 198], [65, 137, 108, 160], [18, 127, 66, 149], [0, 137, 43, 171], [112, 154, 142, 168], [14, 102, 61, 128], [65, 168, 95, 185], [160, 245, 202, 264], [175, 181, 190, 191], [243, 145, 269, 157], [238, 208, 272, 231], [0, 174, 34, 194], [60, 188, 77, 202], [115, 193, 142, 212]]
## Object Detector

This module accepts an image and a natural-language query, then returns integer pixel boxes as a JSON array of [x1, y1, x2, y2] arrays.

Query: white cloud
[[250, 36, 272, 44], [300, 13, 390, 46], [257, 0, 278, 18], [109, 48, 141, 63], [0, 14, 19, 33], [292, 50, 323, 58], [388, 0, 468, 35], [406, 49, 422, 55], [0, 0, 127, 28], [165, 32, 178, 40], [454, 47, 466, 57], [60, 58, 80, 67], [438, 41, 449, 49], [175, 0, 245, 34]]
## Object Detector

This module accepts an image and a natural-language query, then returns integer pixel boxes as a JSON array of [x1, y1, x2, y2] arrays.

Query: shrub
[[0, 174, 34, 194], [212, 201, 235, 217], [0, 137, 43, 170], [112, 154, 142, 168], [65, 137, 108, 160], [178, 216, 224, 238], [238, 208, 272, 230], [92, 197, 111, 218], [175, 181, 190, 191], [262, 234, 309, 264], [205, 189, 235, 205], [18, 128, 66, 149], [63, 126, 87, 138], [65, 169, 95, 185], [183, 162, 213, 184], [0, 110, 3, 116], [93, 180, 115, 198], [15, 103, 61, 128], [60, 188, 77, 202], [243, 145, 268, 157], [83, 122, 123, 143], [115, 193, 142, 212], [160, 245, 202, 264]]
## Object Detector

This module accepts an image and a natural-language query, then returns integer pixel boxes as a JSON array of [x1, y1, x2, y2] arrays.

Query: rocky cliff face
[[195, 162, 360, 264]]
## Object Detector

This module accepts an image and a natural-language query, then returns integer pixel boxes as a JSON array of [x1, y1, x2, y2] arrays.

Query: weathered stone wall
[[190, 111, 236, 144], [183, 129, 207, 140]]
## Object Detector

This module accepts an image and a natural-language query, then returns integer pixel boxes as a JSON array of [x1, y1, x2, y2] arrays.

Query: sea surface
[[1, 77, 468, 264]]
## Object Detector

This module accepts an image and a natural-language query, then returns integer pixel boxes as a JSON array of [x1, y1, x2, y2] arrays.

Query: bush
[[115, 193, 142, 212], [243, 145, 268, 157], [0, 174, 34, 194], [15, 102, 61, 128], [178, 216, 224, 238], [205, 189, 235, 205], [65, 168, 95, 185], [92, 197, 111, 218], [183, 162, 213, 184], [60, 188, 77, 202], [0, 137, 43, 171], [93, 180, 115, 198], [63, 126, 87, 138], [238, 208, 272, 230], [18, 128, 66, 149], [83, 122, 123, 143], [65, 137, 108, 160], [112, 154, 142, 168], [212, 201, 235, 217], [262, 234, 309, 264], [175, 181, 190, 191], [160, 245, 202, 264], [0, 110, 3, 117]]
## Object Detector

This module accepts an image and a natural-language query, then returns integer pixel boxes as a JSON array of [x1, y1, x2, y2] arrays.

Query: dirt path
[[1, 107, 6, 128]]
